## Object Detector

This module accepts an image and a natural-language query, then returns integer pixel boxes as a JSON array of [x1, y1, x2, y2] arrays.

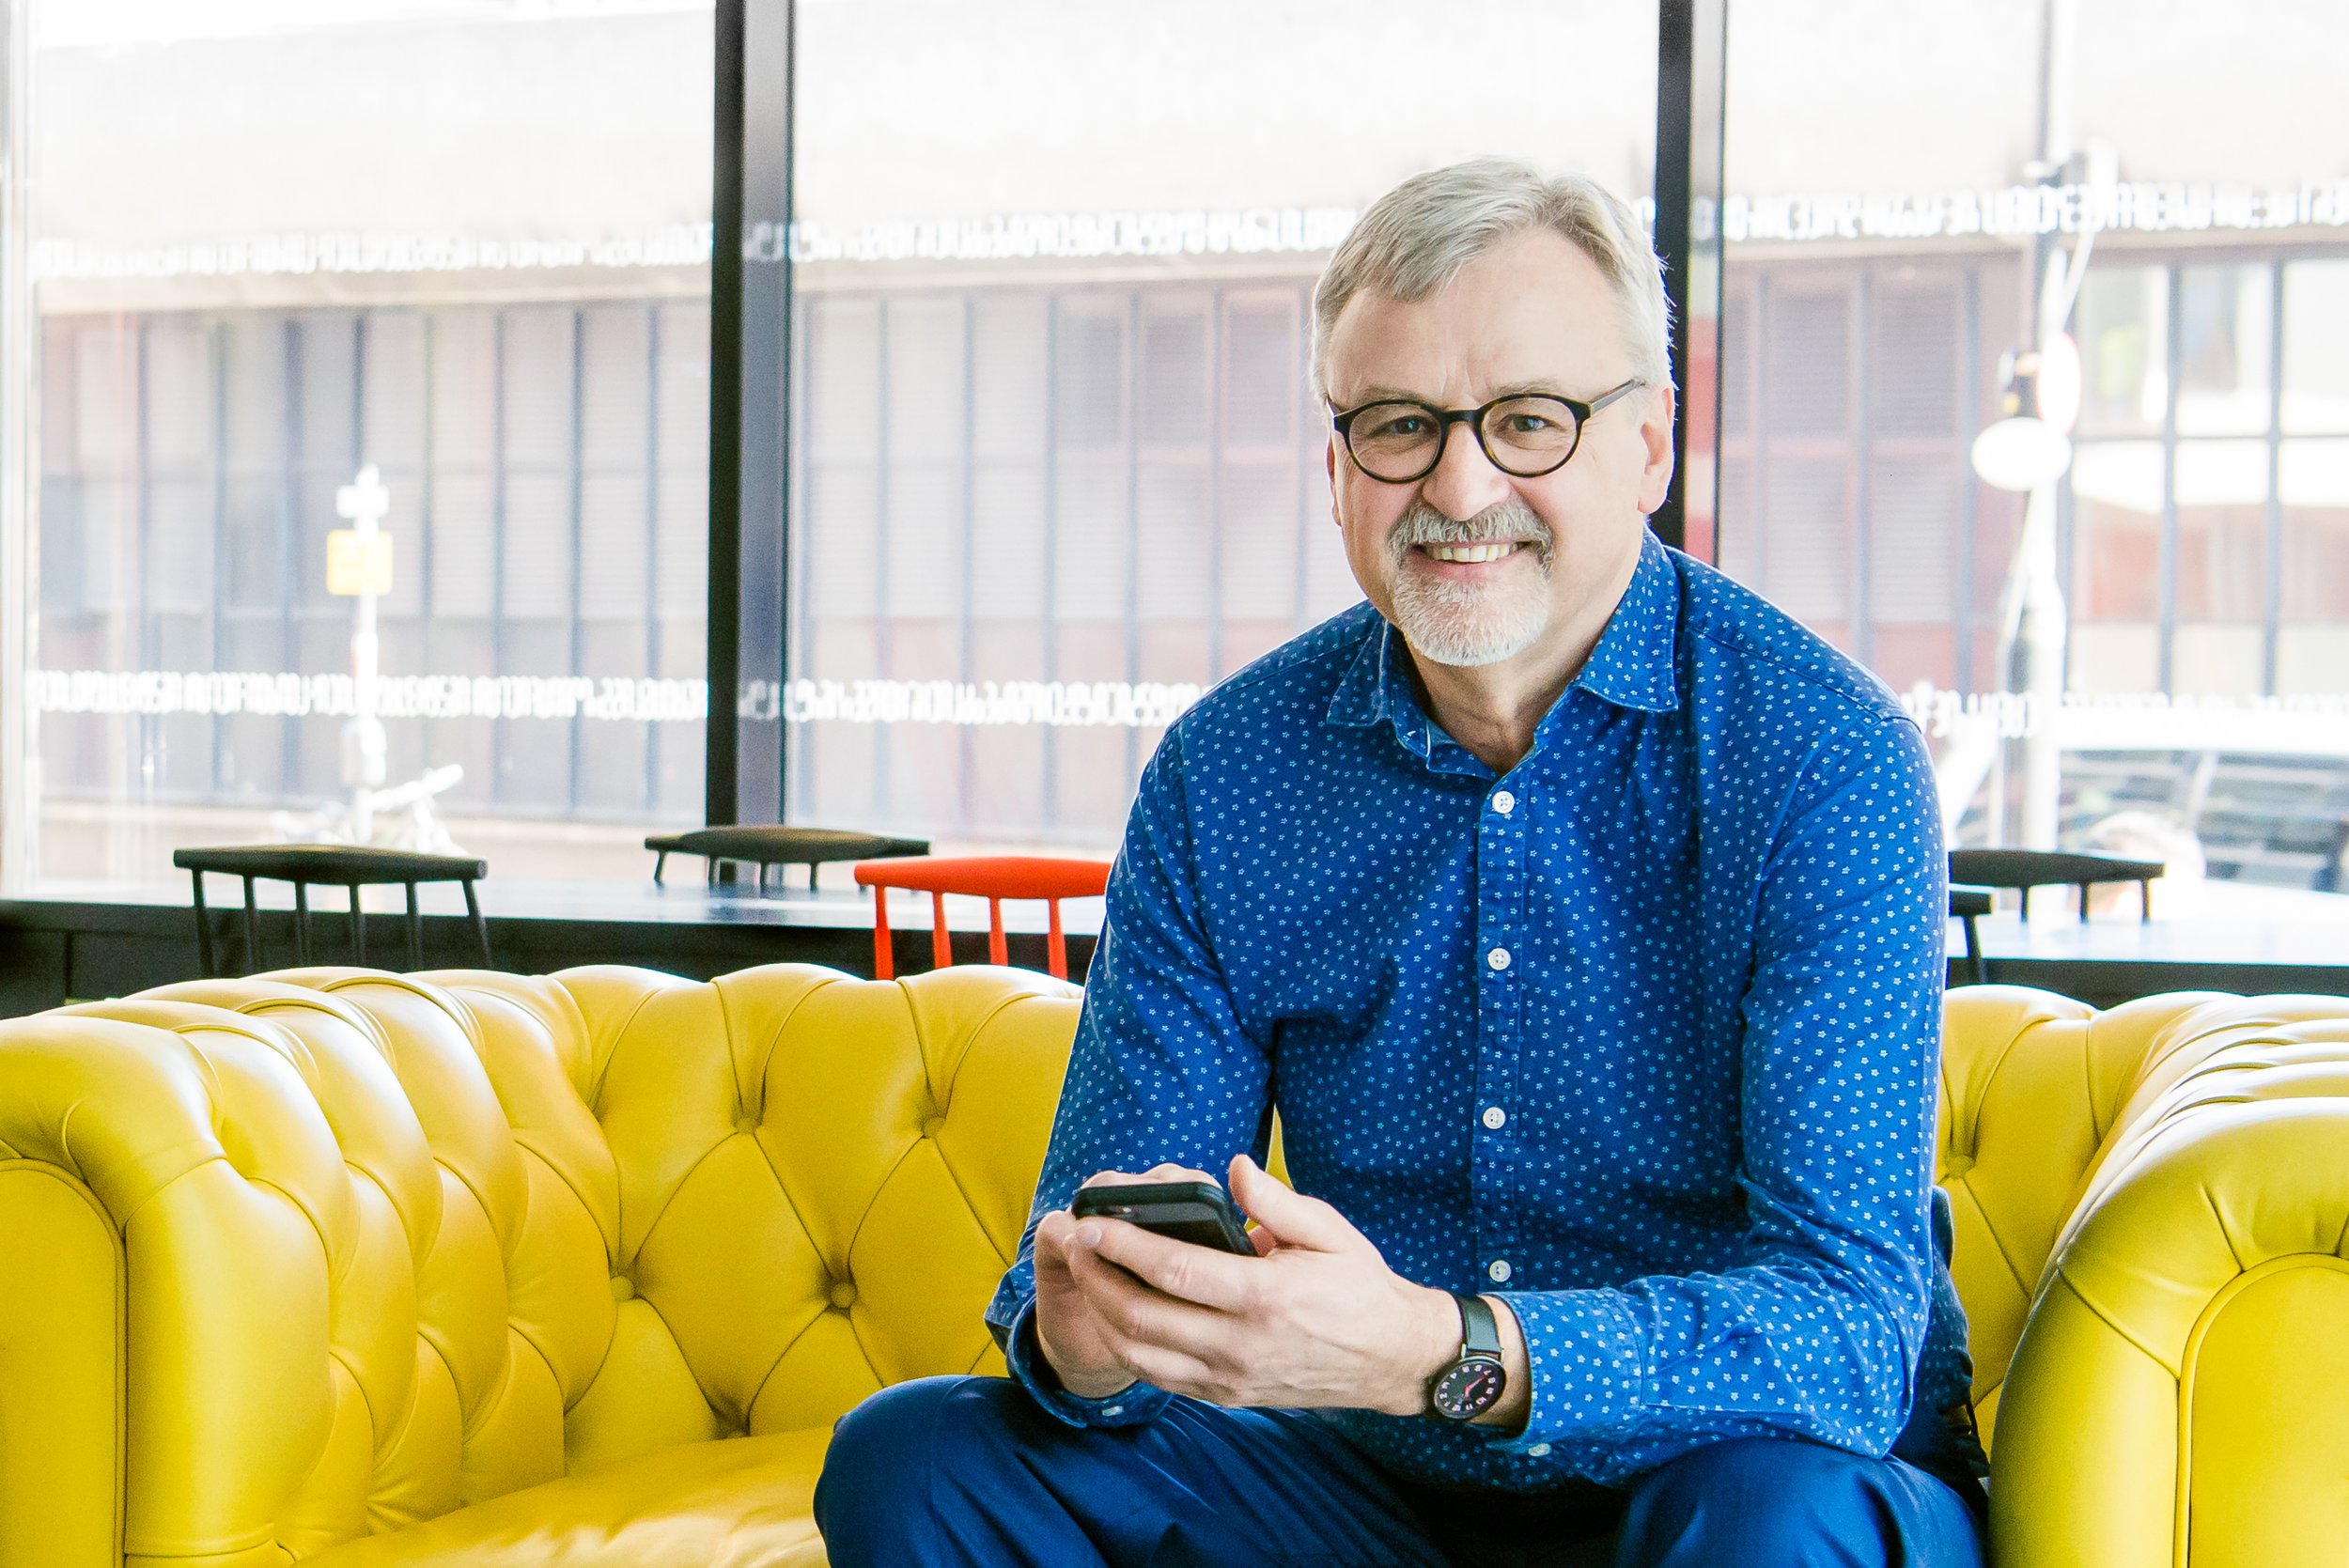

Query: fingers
[[1228, 1155, 1360, 1253], [1079, 1162, 1216, 1191], [1080, 1212, 1259, 1312]]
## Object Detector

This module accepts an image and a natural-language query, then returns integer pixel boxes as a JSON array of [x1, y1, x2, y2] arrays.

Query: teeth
[[1424, 542, 1517, 564]]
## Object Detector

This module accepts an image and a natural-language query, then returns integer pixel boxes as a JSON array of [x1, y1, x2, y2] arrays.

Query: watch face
[[1431, 1356, 1506, 1421]]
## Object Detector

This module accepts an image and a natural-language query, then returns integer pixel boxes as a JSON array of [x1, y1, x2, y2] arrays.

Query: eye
[[1361, 409, 1434, 441], [1500, 411, 1557, 435]]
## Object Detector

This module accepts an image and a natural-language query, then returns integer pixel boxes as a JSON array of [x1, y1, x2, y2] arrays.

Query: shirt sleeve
[[985, 722, 1277, 1426], [1482, 713, 1946, 1482]]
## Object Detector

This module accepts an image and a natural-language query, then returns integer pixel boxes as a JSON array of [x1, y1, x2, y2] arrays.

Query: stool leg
[[809, 862, 820, 893], [2078, 881, 2091, 924], [405, 882, 424, 970], [294, 883, 313, 966], [759, 862, 771, 896], [2142, 879, 2153, 922], [189, 871, 216, 978], [351, 885, 367, 967], [988, 899, 1007, 967], [930, 891, 952, 971], [241, 877, 260, 977], [1047, 900, 1066, 981], [463, 879, 492, 968], [1963, 915, 1983, 986], [654, 850, 668, 884]]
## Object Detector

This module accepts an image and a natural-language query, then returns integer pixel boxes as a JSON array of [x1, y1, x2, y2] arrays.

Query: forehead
[[1325, 227, 1626, 403]]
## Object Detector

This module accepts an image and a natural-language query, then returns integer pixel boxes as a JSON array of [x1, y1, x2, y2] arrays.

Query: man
[[815, 159, 1986, 1566]]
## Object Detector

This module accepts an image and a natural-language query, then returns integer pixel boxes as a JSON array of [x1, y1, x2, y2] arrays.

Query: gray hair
[[1310, 158, 1673, 401]]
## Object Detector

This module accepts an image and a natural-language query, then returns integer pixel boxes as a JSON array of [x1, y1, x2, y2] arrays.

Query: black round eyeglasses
[[1330, 380, 1642, 484]]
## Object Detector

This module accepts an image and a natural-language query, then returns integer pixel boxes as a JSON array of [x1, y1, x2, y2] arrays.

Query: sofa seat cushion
[[305, 1428, 832, 1568]]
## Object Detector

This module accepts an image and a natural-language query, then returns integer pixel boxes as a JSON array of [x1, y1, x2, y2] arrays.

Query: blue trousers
[[813, 1376, 1987, 1567]]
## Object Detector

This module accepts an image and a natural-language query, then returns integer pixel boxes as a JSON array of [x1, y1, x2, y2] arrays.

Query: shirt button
[[1527, 1443, 1552, 1458], [1490, 789, 1516, 815], [1487, 1259, 1513, 1283], [1481, 1105, 1507, 1130], [1486, 946, 1512, 972], [1101, 1405, 1124, 1418]]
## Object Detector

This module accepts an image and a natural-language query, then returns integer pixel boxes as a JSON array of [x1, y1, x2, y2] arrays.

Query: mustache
[[1389, 499, 1554, 567]]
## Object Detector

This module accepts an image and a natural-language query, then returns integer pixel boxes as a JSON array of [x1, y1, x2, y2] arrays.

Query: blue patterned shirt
[[986, 529, 1950, 1491]]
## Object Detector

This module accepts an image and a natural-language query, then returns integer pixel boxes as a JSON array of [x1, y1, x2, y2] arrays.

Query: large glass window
[[783, 0, 1659, 851], [1719, 0, 2349, 897], [20, 0, 713, 888]]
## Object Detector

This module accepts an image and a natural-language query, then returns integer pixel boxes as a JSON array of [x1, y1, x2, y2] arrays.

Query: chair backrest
[[852, 856, 1112, 980]]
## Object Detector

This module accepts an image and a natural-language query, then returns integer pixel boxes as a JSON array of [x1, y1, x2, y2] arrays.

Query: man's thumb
[[1228, 1154, 1352, 1251]]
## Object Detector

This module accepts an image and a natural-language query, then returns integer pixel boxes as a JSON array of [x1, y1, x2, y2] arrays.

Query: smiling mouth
[[1417, 541, 1528, 564]]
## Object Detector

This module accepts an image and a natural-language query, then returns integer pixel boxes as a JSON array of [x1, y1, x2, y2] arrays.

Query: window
[[783, 0, 1658, 849], [18, 0, 714, 887], [1718, 0, 2349, 893]]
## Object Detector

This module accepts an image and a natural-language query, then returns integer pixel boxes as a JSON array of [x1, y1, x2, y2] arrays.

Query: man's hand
[[1033, 1154, 1471, 1415]]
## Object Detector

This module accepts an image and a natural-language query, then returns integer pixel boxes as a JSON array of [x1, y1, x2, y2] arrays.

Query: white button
[[1486, 946, 1512, 971], [1487, 1259, 1513, 1283], [1481, 1105, 1507, 1130], [1527, 1443, 1552, 1458], [1102, 1405, 1124, 1417], [1490, 789, 1516, 815]]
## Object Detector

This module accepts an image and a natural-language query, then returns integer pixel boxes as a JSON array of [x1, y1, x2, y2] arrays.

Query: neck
[[1403, 550, 1642, 774]]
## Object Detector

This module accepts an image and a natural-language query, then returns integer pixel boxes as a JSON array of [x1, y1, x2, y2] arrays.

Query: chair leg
[[2141, 879, 2153, 922], [189, 871, 216, 979], [2078, 882, 2091, 924], [241, 877, 261, 977], [653, 851, 668, 884], [987, 899, 1007, 967], [463, 879, 493, 968], [930, 892, 952, 971], [872, 891, 895, 980], [1963, 915, 1983, 986], [405, 883, 424, 970], [351, 885, 367, 966], [294, 883, 313, 966], [1047, 900, 1066, 981]]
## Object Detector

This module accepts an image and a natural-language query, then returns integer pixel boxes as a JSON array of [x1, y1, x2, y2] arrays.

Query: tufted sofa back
[[1937, 986, 2349, 1454], [0, 962, 1077, 1566]]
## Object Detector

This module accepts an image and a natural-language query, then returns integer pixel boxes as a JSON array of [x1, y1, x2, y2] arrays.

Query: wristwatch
[[1424, 1292, 1507, 1421]]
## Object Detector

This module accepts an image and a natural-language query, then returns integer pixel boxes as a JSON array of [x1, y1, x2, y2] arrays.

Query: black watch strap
[[1455, 1291, 1501, 1357]]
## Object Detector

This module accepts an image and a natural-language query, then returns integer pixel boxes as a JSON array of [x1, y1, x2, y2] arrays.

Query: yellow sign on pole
[[327, 530, 395, 597]]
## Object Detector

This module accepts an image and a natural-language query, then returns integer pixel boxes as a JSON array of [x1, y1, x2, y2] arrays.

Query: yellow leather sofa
[[0, 965, 2343, 1567]]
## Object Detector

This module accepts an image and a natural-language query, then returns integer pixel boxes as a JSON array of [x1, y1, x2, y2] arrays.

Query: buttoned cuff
[[1483, 1289, 1647, 1455], [1001, 1296, 1173, 1429]]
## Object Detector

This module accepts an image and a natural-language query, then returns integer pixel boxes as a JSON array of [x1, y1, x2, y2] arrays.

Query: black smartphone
[[1071, 1179, 1255, 1255]]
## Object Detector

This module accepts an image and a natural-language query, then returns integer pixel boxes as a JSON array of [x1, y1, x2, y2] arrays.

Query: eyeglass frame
[[1328, 379, 1645, 484]]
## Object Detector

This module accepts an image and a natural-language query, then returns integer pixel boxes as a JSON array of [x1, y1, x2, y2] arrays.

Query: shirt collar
[[1568, 529, 1683, 715], [1327, 528, 1683, 737]]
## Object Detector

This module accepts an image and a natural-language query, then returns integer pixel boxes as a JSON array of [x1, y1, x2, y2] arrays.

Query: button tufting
[[921, 1115, 946, 1139], [611, 1275, 635, 1301], [830, 1281, 858, 1310], [736, 1116, 758, 1136]]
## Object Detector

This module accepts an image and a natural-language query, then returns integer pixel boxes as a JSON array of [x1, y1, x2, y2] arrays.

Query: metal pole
[[1998, 0, 2077, 849]]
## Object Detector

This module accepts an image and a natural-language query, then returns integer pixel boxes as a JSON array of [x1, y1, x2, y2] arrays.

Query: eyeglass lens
[[1346, 396, 1582, 481]]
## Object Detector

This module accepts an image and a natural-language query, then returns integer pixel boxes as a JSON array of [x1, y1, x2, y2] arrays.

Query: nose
[[1417, 417, 1515, 522]]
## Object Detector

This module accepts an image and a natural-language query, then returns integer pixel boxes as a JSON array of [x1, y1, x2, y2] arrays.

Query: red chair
[[852, 855, 1112, 981]]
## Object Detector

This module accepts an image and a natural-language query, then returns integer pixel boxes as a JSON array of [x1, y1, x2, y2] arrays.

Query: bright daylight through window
[[3, 0, 2346, 923], [1715, 0, 2349, 921]]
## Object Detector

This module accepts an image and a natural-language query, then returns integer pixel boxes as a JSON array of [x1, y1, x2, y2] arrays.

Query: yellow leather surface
[[303, 1428, 832, 1568], [4, 970, 2342, 1566], [1986, 1016, 2349, 1567]]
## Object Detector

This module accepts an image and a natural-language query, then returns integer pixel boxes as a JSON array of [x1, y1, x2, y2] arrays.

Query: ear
[[1325, 438, 1343, 528], [1636, 382, 1677, 517]]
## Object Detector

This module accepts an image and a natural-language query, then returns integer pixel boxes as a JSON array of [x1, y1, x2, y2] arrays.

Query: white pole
[[336, 464, 391, 845]]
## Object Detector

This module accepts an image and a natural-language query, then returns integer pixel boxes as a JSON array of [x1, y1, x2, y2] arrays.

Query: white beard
[[1386, 498, 1553, 668]]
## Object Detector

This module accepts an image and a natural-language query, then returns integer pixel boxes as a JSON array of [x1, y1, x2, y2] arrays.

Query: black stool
[[646, 826, 930, 893], [1949, 884, 1994, 986], [173, 844, 493, 976], [1948, 848, 2164, 924]]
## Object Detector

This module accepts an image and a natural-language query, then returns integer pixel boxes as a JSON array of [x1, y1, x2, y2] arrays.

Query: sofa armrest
[[0, 1008, 356, 1568], [1990, 1073, 2349, 1567]]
